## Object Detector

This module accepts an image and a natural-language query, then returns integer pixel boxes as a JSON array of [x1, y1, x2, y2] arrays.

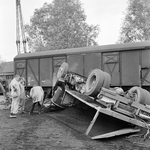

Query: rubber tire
[[57, 62, 68, 79], [103, 72, 111, 89], [128, 87, 150, 105], [142, 89, 150, 105], [85, 69, 105, 97]]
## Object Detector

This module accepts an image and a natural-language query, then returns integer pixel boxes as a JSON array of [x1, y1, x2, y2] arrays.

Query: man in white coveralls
[[9, 74, 21, 118]]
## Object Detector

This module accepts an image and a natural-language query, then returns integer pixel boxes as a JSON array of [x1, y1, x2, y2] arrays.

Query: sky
[[0, 0, 128, 62]]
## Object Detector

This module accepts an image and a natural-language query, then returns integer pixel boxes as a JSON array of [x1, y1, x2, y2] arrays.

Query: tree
[[25, 0, 100, 52], [118, 0, 150, 43], [0, 56, 5, 73]]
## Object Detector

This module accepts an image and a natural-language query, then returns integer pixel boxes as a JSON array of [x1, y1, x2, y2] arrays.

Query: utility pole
[[16, 0, 27, 54]]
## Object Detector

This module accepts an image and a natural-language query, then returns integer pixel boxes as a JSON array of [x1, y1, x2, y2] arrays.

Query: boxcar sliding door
[[67, 54, 84, 76]]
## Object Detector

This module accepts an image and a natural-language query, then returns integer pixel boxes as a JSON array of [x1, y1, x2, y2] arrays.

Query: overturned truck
[[50, 62, 150, 139]]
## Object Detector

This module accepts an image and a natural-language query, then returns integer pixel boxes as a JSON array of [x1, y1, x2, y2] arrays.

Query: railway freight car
[[14, 41, 150, 92]]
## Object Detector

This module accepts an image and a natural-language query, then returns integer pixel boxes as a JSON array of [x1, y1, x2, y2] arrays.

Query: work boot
[[20, 110, 26, 114], [9, 113, 17, 118]]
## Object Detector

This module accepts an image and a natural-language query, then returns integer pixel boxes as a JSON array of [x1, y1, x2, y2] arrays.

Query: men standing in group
[[9, 74, 21, 118], [29, 84, 44, 114]]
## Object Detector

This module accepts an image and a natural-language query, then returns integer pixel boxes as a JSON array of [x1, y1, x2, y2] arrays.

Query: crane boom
[[16, 0, 27, 54]]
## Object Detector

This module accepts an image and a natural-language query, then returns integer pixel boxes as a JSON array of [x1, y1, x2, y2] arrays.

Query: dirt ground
[[0, 96, 150, 150]]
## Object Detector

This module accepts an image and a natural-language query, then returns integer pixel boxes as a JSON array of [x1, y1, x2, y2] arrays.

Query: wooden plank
[[114, 107, 133, 117], [91, 128, 140, 139], [97, 96, 116, 105], [85, 108, 100, 135], [139, 113, 150, 120]]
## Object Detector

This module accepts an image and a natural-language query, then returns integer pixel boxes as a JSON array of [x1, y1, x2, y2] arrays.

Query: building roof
[[0, 61, 14, 75]]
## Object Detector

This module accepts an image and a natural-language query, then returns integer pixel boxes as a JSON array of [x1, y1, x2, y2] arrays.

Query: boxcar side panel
[[67, 55, 84, 75], [84, 53, 101, 77], [27, 59, 39, 86], [121, 51, 140, 86], [40, 58, 53, 86]]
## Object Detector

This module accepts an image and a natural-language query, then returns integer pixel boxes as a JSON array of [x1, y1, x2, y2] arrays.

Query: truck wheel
[[57, 62, 68, 79], [103, 72, 111, 89], [85, 69, 105, 97], [141, 88, 150, 105], [128, 87, 146, 105]]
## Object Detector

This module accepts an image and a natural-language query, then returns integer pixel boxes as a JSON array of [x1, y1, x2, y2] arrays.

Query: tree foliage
[[25, 0, 100, 52], [0, 56, 5, 73], [118, 0, 150, 43]]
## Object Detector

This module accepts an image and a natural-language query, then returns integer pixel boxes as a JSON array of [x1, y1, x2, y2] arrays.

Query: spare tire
[[103, 72, 111, 89], [85, 69, 105, 97], [57, 62, 68, 79]]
